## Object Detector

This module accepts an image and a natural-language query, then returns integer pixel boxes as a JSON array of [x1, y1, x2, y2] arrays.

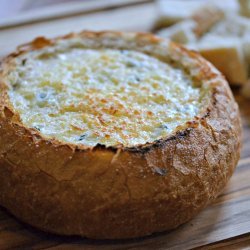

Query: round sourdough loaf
[[0, 31, 241, 239]]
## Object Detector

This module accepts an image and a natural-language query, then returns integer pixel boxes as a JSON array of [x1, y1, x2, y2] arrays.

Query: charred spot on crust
[[176, 129, 190, 137], [124, 128, 193, 154], [125, 145, 152, 154], [93, 143, 119, 153]]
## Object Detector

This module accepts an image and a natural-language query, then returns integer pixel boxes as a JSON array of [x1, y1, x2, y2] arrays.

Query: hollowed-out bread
[[0, 31, 241, 239]]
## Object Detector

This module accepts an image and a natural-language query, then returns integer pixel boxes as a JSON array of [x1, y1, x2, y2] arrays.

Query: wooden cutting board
[[0, 1, 250, 249]]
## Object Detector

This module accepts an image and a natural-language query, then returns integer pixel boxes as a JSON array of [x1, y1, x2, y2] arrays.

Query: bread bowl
[[0, 31, 241, 239], [192, 35, 248, 86], [157, 13, 250, 86]]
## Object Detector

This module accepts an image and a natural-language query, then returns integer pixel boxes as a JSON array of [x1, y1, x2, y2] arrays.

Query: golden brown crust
[[0, 31, 241, 239]]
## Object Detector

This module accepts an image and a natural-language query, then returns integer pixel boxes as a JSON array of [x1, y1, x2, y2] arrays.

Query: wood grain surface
[[0, 1, 250, 249]]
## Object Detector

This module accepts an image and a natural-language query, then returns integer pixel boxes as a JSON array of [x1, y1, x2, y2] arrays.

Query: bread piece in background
[[156, 5, 224, 44], [156, 11, 250, 85], [158, 27, 248, 85], [193, 36, 248, 85], [204, 15, 250, 79], [210, 15, 250, 37], [155, 0, 239, 30], [156, 3, 225, 41], [157, 20, 197, 44], [155, 0, 204, 29], [155, 0, 250, 86], [191, 5, 225, 37], [239, 0, 250, 17]]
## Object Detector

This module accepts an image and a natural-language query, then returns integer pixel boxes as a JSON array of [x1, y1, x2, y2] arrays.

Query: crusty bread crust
[[0, 31, 241, 239]]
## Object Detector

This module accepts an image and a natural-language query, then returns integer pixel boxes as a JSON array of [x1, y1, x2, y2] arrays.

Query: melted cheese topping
[[8, 48, 207, 147]]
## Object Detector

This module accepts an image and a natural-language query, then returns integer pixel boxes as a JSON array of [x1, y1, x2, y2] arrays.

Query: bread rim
[[0, 31, 241, 239]]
